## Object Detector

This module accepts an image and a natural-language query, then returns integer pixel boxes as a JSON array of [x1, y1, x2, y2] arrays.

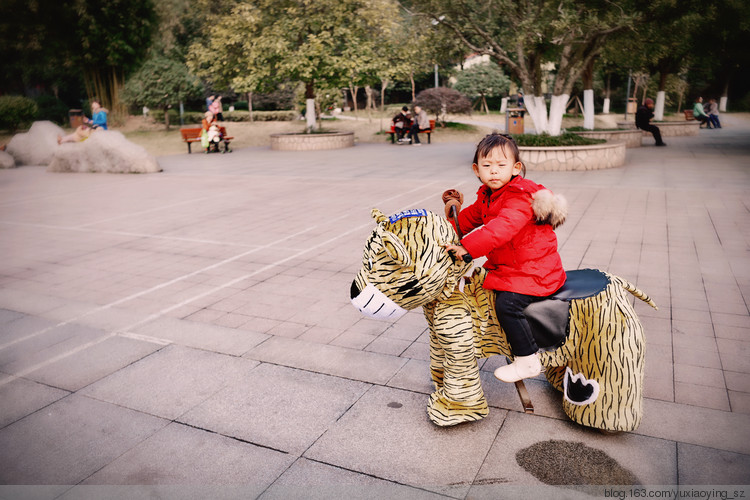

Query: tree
[[121, 56, 203, 130], [188, 0, 401, 132], [452, 62, 510, 113], [409, 0, 636, 135], [75, 0, 158, 121], [1, 0, 157, 122], [414, 87, 471, 125]]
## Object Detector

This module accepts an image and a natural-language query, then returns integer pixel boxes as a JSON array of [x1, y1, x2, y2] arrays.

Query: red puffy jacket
[[456, 176, 566, 296]]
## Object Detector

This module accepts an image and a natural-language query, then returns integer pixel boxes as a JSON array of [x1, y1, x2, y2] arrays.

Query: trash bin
[[69, 109, 84, 129], [506, 108, 525, 134], [626, 98, 637, 114]]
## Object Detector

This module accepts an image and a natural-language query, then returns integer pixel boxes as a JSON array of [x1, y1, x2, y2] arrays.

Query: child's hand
[[444, 244, 470, 262]]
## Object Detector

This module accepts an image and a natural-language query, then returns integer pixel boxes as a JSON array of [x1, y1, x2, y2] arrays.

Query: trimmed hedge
[[512, 133, 605, 147], [222, 110, 299, 122], [155, 110, 300, 124]]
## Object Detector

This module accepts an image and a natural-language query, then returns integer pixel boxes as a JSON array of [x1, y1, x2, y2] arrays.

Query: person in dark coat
[[635, 98, 665, 146]]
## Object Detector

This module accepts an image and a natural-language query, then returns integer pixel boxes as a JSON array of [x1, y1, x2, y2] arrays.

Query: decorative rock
[[6, 121, 64, 166], [270, 131, 354, 151], [520, 142, 626, 171], [0, 150, 16, 169], [47, 130, 161, 174]]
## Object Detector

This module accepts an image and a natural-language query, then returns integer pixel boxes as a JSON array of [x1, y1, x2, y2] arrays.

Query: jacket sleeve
[[460, 191, 532, 258], [455, 199, 484, 236]]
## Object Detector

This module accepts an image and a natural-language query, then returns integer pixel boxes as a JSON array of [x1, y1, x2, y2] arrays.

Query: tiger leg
[[560, 281, 645, 432], [426, 300, 489, 426]]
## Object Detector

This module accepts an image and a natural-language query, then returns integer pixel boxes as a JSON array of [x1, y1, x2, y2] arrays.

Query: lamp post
[[624, 70, 632, 120]]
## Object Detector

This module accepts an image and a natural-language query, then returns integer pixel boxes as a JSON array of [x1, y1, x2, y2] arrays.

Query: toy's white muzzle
[[350, 281, 408, 321]]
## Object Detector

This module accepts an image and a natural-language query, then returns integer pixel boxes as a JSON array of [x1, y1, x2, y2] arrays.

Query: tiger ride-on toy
[[350, 208, 657, 433]]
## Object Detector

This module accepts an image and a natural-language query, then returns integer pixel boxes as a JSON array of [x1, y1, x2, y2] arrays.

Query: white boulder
[[0, 150, 16, 168], [6, 121, 64, 166], [47, 130, 161, 174]]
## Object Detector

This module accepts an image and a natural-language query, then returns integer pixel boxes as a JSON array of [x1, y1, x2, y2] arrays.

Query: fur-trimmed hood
[[532, 188, 567, 229]]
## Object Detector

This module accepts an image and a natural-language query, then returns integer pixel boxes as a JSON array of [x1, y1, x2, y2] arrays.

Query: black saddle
[[524, 269, 610, 350]]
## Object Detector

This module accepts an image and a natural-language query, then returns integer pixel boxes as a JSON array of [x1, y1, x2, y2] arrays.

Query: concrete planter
[[270, 131, 354, 151], [617, 121, 700, 137], [519, 142, 626, 171], [570, 129, 643, 148]]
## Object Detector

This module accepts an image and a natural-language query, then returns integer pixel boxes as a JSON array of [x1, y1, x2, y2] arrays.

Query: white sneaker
[[494, 353, 542, 383]]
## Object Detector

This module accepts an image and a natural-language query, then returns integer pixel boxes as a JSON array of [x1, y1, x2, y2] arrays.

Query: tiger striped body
[[351, 209, 655, 431]]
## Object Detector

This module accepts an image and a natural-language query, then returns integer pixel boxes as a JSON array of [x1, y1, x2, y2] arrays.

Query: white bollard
[[603, 98, 610, 114], [500, 97, 508, 113]]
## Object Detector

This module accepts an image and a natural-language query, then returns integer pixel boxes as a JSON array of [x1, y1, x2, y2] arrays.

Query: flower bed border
[[270, 131, 354, 151], [519, 141, 626, 171]]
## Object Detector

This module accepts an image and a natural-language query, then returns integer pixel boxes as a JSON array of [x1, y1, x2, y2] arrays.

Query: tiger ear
[[371, 208, 389, 225], [379, 229, 413, 268]]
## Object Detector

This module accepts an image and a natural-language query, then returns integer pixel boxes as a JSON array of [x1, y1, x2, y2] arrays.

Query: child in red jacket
[[445, 133, 567, 383]]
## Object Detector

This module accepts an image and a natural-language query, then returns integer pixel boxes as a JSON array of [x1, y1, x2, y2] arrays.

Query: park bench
[[386, 119, 436, 144], [683, 110, 695, 121], [180, 126, 234, 154]]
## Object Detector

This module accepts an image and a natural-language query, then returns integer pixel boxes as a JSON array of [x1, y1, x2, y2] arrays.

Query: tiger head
[[350, 208, 473, 320]]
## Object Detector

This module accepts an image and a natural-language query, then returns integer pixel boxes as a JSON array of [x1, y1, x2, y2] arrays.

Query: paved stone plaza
[[1, 116, 749, 498]]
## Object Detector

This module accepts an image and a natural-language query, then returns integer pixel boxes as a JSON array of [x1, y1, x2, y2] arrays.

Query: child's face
[[472, 145, 522, 191]]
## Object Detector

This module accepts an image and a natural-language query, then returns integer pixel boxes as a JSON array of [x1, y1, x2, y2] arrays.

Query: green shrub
[[150, 108, 179, 124], [233, 101, 249, 111], [0, 95, 39, 131], [34, 95, 69, 125], [181, 111, 204, 124], [512, 133, 606, 147]]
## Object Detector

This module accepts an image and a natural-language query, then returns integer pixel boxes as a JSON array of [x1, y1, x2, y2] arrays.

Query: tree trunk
[[248, 91, 253, 122], [365, 85, 373, 122], [305, 81, 316, 132], [523, 94, 548, 134], [410, 71, 415, 101], [655, 91, 666, 121], [582, 59, 595, 130], [164, 108, 170, 131], [349, 83, 359, 115], [548, 94, 568, 135], [380, 79, 389, 111]]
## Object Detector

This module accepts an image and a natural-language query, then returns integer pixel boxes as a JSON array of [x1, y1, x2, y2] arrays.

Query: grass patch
[[440, 121, 478, 131], [512, 133, 606, 147]]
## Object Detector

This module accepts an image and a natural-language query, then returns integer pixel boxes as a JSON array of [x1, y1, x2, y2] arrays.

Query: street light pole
[[624, 70, 632, 120]]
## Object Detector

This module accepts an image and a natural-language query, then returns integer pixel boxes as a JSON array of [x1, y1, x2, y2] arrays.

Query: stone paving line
[[0, 116, 749, 497]]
